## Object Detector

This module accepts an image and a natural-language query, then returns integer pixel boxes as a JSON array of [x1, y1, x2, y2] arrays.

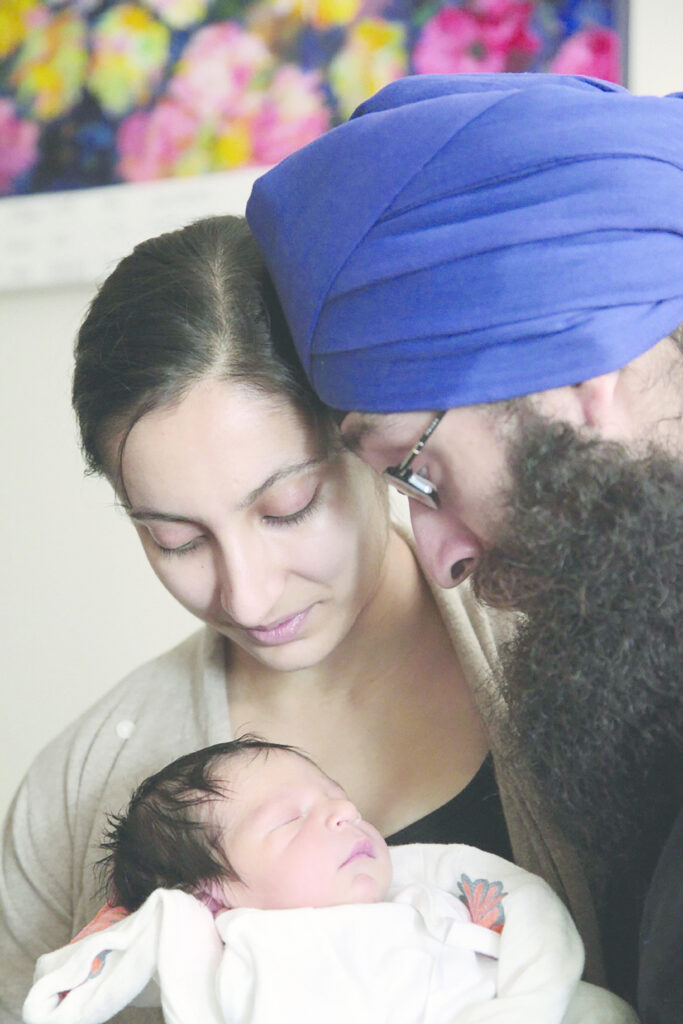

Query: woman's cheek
[[301, 509, 358, 577], [149, 552, 218, 616]]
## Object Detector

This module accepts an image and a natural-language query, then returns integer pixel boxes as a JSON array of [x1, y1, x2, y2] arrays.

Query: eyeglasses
[[383, 411, 446, 509]]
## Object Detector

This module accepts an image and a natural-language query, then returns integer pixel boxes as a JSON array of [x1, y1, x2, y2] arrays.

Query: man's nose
[[409, 501, 482, 589]]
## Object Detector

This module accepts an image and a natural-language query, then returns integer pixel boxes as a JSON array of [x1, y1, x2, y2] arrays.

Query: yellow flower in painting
[[10, 8, 87, 120], [89, 3, 170, 117], [329, 17, 407, 120], [258, 0, 360, 29], [310, 0, 360, 29], [0, 0, 38, 60], [172, 146, 213, 176], [143, 0, 211, 30], [213, 120, 253, 169]]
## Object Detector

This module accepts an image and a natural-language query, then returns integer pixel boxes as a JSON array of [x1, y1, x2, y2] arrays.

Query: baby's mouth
[[340, 838, 375, 867]]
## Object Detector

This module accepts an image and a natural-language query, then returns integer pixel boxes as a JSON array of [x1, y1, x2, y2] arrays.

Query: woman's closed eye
[[140, 522, 205, 557], [156, 536, 204, 557], [262, 489, 320, 527]]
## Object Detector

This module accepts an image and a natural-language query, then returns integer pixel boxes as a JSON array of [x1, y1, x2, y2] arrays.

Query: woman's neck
[[225, 529, 436, 710], [224, 527, 489, 833]]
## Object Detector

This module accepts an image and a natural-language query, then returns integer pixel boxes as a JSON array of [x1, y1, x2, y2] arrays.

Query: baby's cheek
[[275, 860, 334, 909]]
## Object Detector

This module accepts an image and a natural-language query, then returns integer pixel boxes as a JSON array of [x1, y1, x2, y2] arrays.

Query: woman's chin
[[225, 626, 343, 674]]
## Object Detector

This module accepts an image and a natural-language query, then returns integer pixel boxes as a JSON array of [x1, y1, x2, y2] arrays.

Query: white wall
[[1, 0, 682, 821], [0, 284, 197, 820], [628, 0, 683, 96]]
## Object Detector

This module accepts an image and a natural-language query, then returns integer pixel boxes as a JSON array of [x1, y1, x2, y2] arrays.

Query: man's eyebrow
[[126, 458, 325, 522], [339, 417, 378, 453], [341, 414, 404, 454]]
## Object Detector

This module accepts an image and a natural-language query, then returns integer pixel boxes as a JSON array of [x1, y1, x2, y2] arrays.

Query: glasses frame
[[383, 411, 446, 509]]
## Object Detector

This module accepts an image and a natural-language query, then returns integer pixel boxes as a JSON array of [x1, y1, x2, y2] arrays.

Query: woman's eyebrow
[[125, 458, 325, 522], [237, 457, 325, 509], [127, 509, 197, 525]]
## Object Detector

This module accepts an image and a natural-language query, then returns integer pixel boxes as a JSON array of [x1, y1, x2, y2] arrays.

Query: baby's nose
[[327, 799, 361, 829]]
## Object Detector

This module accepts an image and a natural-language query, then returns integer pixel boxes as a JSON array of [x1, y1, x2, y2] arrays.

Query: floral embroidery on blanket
[[58, 948, 113, 1003], [57, 902, 129, 1004], [457, 874, 507, 933]]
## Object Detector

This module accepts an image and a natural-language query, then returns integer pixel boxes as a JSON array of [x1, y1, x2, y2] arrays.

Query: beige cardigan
[[421, 548, 605, 986]]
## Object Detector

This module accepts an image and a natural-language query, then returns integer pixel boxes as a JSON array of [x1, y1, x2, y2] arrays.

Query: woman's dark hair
[[98, 735, 309, 912], [73, 215, 335, 482]]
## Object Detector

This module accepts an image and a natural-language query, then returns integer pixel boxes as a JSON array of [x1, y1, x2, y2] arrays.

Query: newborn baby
[[23, 737, 637, 1024]]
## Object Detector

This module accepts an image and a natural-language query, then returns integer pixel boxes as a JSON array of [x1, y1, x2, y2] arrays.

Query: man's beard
[[472, 412, 682, 886]]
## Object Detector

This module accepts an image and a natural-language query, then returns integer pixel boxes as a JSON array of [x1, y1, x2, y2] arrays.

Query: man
[[247, 74, 683, 1018]]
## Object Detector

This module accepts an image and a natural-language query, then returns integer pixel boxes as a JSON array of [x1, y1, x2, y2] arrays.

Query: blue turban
[[246, 74, 683, 412]]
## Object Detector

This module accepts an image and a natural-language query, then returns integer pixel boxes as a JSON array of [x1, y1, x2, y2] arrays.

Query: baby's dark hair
[[99, 735, 304, 912]]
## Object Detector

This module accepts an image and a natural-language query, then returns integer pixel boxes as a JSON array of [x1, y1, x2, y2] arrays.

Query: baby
[[24, 738, 637, 1024], [100, 735, 394, 916]]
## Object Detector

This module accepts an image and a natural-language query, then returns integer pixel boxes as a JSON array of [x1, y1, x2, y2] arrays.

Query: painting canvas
[[1, 0, 628, 198]]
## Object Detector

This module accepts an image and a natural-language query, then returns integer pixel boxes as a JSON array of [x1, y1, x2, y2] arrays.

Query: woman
[[0, 216, 600, 1022]]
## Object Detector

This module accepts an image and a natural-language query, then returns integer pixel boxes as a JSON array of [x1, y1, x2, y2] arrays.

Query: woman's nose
[[409, 501, 482, 589], [216, 538, 286, 627]]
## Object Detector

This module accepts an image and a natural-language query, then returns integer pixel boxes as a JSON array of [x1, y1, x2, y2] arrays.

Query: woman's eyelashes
[[262, 489, 320, 527], [157, 540, 202, 557], [150, 486, 323, 556]]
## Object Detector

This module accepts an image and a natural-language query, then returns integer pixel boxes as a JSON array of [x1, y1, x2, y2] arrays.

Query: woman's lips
[[243, 606, 312, 646], [340, 838, 375, 868]]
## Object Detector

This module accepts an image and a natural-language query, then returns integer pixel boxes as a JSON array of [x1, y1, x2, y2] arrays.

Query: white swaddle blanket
[[23, 843, 638, 1024]]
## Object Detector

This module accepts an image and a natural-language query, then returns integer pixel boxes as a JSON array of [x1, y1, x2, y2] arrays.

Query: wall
[[1, 0, 682, 820]]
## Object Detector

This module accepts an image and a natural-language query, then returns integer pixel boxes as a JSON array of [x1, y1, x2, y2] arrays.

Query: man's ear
[[532, 369, 623, 434], [572, 370, 621, 430]]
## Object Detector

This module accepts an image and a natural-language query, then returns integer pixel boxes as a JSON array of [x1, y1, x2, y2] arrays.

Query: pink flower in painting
[[413, 0, 540, 76], [469, 0, 540, 57], [169, 22, 272, 121], [549, 26, 621, 84], [250, 65, 330, 164], [117, 98, 202, 180], [0, 97, 39, 192]]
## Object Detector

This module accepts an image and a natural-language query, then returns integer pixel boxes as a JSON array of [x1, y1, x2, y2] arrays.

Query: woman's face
[[113, 379, 389, 672]]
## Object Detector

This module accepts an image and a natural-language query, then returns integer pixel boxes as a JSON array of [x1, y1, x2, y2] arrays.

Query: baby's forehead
[[220, 748, 344, 809]]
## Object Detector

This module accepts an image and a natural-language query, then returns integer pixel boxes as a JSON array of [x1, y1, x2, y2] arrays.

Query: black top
[[637, 801, 683, 1024], [385, 754, 513, 861], [599, 795, 683, 1008], [383, 755, 681, 1019]]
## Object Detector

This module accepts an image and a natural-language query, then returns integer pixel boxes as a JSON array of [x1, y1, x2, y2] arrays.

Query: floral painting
[[0, 0, 626, 196]]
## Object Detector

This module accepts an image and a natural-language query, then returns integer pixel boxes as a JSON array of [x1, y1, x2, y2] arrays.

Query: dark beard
[[472, 414, 683, 886]]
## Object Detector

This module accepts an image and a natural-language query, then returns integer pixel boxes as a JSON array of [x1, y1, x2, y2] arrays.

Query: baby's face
[[211, 750, 392, 910]]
